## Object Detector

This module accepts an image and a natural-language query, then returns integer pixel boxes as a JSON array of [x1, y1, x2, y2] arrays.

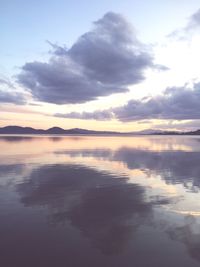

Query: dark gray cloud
[[0, 78, 26, 105], [0, 90, 26, 105], [18, 12, 158, 104], [57, 82, 200, 122], [114, 83, 200, 121]]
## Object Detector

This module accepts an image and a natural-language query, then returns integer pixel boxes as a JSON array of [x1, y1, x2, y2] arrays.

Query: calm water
[[1, 135, 200, 267]]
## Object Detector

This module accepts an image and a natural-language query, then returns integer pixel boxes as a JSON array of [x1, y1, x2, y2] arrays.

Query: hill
[[0, 126, 200, 135]]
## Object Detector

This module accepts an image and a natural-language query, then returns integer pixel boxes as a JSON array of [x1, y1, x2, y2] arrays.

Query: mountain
[[0, 126, 120, 135], [45, 127, 66, 134], [0, 126, 40, 134], [130, 129, 166, 135], [0, 126, 199, 135], [186, 129, 200, 135]]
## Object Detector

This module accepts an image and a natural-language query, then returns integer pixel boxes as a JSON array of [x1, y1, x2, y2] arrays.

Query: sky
[[1, 0, 200, 131]]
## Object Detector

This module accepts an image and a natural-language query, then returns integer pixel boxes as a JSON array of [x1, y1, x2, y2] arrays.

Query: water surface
[[1, 135, 200, 267]]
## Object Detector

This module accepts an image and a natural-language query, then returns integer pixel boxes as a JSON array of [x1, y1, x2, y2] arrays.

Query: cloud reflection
[[167, 215, 200, 263], [17, 164, 169, 255], [56, 147, 200, 192], [1, 136, 200, 265]]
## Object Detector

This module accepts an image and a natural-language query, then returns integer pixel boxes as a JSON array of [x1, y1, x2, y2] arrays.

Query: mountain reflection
[[17, 164, 169, 255], [0, 136, 34, 142]]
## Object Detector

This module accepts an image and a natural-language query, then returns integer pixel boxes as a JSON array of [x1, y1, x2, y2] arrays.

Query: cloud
[[57, 82, 200, 122], [0, 90, 26, 105], [18, 12, 158, 104], [114, 83, 200, 121], [55, 109, 114, 120], [0, 78, 14, 88], [169, 8, 200, 39], [186, 8, 200, 30], [0, 78, 26, 105], [47, 40, 68, 56]]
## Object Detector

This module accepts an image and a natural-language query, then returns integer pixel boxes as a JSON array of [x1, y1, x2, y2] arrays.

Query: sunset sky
[[1, 0, 200, 131]]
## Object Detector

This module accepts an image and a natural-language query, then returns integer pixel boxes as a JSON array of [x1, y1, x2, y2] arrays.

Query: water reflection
[[0, 136, 200, 267], [0, 136, 34, 142], [166, 215, 200, 262], [17, 164, 170, 255], [57, 148, 200, 192], [0, 163, 25, 187]]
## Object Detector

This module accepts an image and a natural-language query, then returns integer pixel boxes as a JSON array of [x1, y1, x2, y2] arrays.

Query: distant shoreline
[[0, 126, 200, 136]]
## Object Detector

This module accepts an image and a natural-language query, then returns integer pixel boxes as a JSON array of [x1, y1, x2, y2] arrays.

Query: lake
[[0, 135, 200, 267]]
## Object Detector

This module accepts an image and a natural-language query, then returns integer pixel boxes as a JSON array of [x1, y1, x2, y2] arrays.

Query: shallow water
[[1, 135, 200, 267]]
